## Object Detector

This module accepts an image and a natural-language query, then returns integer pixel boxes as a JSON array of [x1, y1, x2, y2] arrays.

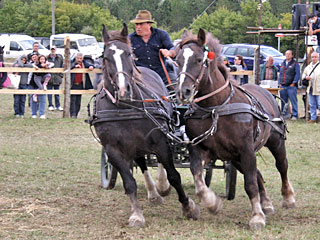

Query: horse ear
[[121, 23, 128, 37], [197, 28, 206, 46], [181, 29, 189, 40], [102, 24, 109, 43]]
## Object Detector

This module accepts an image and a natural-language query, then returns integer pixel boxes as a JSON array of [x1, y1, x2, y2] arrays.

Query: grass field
[[0, 93, 319, 239]]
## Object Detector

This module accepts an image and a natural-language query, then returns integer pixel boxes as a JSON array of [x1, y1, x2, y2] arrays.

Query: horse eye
[[197, 58, 202, 63]]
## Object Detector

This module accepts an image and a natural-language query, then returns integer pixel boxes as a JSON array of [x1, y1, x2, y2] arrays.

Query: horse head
[[175, 29, 224, 104], [102, 23, 133, 101]]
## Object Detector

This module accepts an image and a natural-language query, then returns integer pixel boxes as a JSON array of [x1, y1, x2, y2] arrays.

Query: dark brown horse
[[92, 24, 199, 227], [175, 29, 295, 230]]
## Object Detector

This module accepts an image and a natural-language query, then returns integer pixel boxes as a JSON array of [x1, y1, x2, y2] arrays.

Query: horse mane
[[179, 30, 231, 81], [107, 30, 131, 46]]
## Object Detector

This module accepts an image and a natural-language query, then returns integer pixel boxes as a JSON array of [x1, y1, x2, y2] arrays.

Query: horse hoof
[[182, 198, 200, 220], [129, 214, 146, 228], [149, 195, 164, 205], [262, 202, 275, 215], [156, 185, 171, 197], [249, 214, 265, 231], [262, 205, 275, 215], [207, 195, 223, 215], [282, 199, 296, 209]]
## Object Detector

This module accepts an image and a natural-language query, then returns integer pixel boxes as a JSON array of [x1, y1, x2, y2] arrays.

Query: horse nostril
[[185, 88, 191, 97]]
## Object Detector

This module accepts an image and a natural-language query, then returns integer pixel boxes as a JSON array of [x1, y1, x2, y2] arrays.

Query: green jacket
[[260, 63, 278, 81]]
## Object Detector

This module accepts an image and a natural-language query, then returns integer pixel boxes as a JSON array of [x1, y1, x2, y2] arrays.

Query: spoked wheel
[[225, 162, 237, 200], [100, 147, 118, 189], [204, 167, 213, 187]]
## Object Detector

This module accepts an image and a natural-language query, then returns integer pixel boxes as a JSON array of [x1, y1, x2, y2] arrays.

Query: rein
[[159, 51, 174, 89]]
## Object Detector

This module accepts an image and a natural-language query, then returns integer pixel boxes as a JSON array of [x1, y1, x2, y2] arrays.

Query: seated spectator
[[12, 55, 33, 118], [260, 56, 278, 81], [234, 55, 248, 85], [70, 52, 94, 118], [223, 57, 237, 72]]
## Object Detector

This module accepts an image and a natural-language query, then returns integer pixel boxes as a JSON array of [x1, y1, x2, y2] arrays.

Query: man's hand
[[306, 76, 312, 80], [160, 49, 171, 58], [290, 83, 295, 87], [89, 66, 94, 71]]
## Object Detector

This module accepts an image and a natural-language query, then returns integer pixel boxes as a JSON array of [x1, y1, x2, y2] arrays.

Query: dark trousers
[[13, 84, 27, 116], [47, 84, 61, 108], [70, 84, 83, 117]]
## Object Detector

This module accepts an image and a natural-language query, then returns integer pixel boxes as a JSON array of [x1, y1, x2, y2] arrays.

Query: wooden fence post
[[63, 37, 71, 118]]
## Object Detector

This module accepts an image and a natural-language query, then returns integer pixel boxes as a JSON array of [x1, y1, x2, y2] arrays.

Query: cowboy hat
[[130, 10, 155, 24]]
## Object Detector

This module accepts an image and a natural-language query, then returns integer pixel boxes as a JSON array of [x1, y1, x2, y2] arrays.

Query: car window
[[237, 47, 249, 57], [261, 47, 283, 57], [224, 47, 237, 55], [10, 41, 20, 51], [248, 48, 255, 57]]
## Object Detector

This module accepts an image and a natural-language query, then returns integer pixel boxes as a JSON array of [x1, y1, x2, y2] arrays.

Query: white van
[[0, 34, 50, 61], [50, 33, 102, 60]]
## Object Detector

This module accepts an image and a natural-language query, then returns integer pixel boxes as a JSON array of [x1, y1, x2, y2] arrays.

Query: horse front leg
[[188, 145, 223, 215], [241, 149, 266, 230], [107, 148, 145, 227], [157, 143, 199, 220], [257, 169, 274, 215]]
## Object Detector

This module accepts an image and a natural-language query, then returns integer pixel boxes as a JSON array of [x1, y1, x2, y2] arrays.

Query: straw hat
[[130, 10, 155, 24]]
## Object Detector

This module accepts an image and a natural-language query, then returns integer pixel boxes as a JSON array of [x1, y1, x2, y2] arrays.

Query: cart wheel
[[205, 167, 213, 187], [225, 163, 237, 200], [101, 148, 117, 189]]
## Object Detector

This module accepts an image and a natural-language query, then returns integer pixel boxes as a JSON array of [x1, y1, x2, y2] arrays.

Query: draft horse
[[175, 29, 296, 230], [91, 24, 199, 227]]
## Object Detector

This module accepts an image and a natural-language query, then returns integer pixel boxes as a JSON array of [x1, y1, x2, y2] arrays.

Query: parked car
[[0, 33, 50, 61], [50, 33, 102, 60], [34, 37, 50, 49], [222, 43, 286, 70]]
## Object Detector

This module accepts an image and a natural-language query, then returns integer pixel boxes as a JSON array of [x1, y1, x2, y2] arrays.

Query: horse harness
[[185, 83, 287, 148], [86, 81, 183, 144]]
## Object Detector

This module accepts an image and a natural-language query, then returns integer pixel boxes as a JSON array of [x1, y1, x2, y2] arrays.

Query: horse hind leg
[[189, 146, 223, 215], [266, 135, 296, 209], [155, 163, 171, 196], [135, 157, 164, 205]]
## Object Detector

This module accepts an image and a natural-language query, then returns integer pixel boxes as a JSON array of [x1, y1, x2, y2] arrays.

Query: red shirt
[[73, 63, 83, 84]]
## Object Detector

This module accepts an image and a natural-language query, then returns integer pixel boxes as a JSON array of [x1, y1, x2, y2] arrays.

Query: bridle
[[178, 43, 230, 103]]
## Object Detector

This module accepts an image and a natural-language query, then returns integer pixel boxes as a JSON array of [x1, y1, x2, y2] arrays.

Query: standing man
[[278, 50, 300, 120], [47, 46, 64, 111], [27, 42, 40, 61], [129, 10, 176, 85], [70, 52, 94, 118], [302, 52, 320, 123], [260, 56, 278, 81]]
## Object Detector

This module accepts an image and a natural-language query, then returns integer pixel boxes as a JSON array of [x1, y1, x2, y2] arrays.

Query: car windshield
[[261, 47, 283, 57], [78, 38, 98, 47], [19, 40, 45, 50]]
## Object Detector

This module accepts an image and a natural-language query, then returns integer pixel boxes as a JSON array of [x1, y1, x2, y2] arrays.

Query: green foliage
[[0, 0, 122, 38]]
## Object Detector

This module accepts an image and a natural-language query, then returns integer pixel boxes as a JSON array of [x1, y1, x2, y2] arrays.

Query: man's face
[[33, 44, 39, 52], [76, 56, 83, 64], [135, 22, 152, 36], [311, 53, 319, 64], [267, 57, 274, 65], [31, 54, 38, 62], [51, 48, 56, 55], [285, 51, 293, 61]]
